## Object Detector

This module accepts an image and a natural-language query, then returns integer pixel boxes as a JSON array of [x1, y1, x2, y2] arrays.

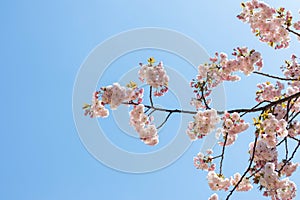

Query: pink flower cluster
[[277, 161, 299, 177], [288, 120, 300, 137], [255, 81, 284, 102], [193, 149, 216, 171], [207, 171, 231, 191], [217, 112, 249, 146], [191, 48, 262, 109], [83, 92, 109, 118], [129, 104, 159, 146], [237, 0, 291, 49], [260, 113, 288, 147], [186, 109, 220, 140], [249, 139, 278, 166], [259, 163, 297, 200], [198, 48, 263, 85], [294, 21, 300, 30], [282, 55, 300, 87], [230, 173, 253, 191], [100, 83, 144, 110], [208, 193, 218, 200], [138, 61, 169, 96]]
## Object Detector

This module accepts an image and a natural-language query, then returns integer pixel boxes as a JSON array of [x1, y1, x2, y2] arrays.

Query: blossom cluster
[[258, 163, 297, 200], [237, 0, 292, 49], [138, 59, 169, 97], [193, 149, 216, 171], [100, 83, 144, 110], [129, 104, 159, 146], [255, 81, 284, 102], [186, 109, 220, 140], [257, 113, 288, 147], [277, 161, 299, 177], [288, 120, 300, 137], [191, 47, 262, 109], [249, 139, 278, 166], [230, 173, 253, 191], [83, 92, 109, 118], [84, 83, 144, 118], [217, 112, 249, 146], [207, 171, 231, 191], [282, 55, 300, 88]]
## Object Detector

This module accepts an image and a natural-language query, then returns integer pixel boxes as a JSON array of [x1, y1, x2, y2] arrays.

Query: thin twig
[[226, 133, 259, 200], [287, 27, 300, 38], [285, 138, 289, 161], [288, 111, 300, 124], [157, 112, 173, 129], [219, 133, 228, 175], [149, 86, 154, 107], [246, 166, 263, 179], [253, 71, 298, 81], [276, 140, 300, 173]]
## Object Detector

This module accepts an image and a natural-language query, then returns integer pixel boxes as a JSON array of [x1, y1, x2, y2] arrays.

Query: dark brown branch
[[212, 155, 222, 160], [226, 133, 259, 200], [285, 138, 289, 161], [276, 139, 300, 174], [219, 133, 228, 175], [157, 112, 173, 129], [201, 85, 211, 110], [149, 86, 154, 107], [246, 166, 263, 179], [228, 91, 300, 114], [287, 27, 300, 38], [253, 71, 298, 81], [240, 100, 271, 117], [288, 111, 300, 124]]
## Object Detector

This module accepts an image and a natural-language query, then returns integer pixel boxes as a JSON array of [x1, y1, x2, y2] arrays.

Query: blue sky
[[2, 0, 300, 199]]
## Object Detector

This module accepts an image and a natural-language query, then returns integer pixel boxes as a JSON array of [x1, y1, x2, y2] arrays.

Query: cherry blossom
[[100, 82, 144, 110], [193, 149, 216, 171], [230, 173, 253, 191], [208, 193, 219, 200], [207, 171, 231, 191], [129, 104, 159, 146], [186, 109, 220, 140], [237, 0, 292, 49], [83, 91, 109, 118], [138, 58, 169, 97], [249, 139, 278, 166], [218, 112, 249, 146], [255, 81, 284, 102]]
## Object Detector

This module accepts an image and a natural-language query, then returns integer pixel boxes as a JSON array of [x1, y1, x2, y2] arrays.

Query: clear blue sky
[[2, 0, 300, 199]]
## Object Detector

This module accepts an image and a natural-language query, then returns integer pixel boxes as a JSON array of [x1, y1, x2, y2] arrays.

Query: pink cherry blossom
[[193, 150, 216, 171], [237, 0, 291, 49], [83, 92, 109, 118], [186, 109, 220, 140], [129, 104, 159, 146], [138, 61, 169, 96], [230, 173, 253, 191], [208, 193, 219, 200], [207, 171, 231, 191], [218, 112, 249, 146]]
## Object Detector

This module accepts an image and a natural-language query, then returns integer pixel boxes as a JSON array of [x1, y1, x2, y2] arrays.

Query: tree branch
[[226, 133, 259, 200], [287, 27, 300, 38], [219, 132, 228, 175], [149, 86, 154, 107], [253, 71, 298, 81], [157, 112, 173, 129], [276, 139, 300, 174]]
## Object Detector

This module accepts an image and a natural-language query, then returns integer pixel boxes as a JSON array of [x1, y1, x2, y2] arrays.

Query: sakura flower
[[138, 59, 169, 96], [129, 104, 159, 146], [186, 109, 220, 140], [207, 171, 231, 191]]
